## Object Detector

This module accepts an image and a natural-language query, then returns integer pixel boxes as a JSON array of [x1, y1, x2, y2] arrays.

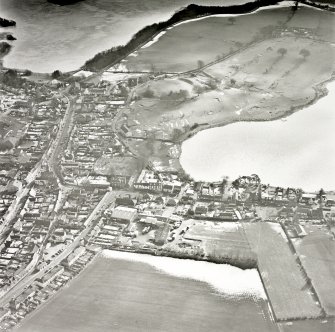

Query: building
[[62, 246, 86, 268], [133, 170, 162, 192], [111, 206, 137, 224], [36, 266, 64, 288], [10, 288, 36, 311], [154, 223, 170, 245]]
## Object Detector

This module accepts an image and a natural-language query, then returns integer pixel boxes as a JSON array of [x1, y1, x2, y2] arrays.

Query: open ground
[[243, 222, 322, 321], [15, 253, 277, 332], [294, 231, 335, 316]]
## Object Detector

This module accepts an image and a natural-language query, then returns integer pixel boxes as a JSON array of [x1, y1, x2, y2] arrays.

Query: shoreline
[[178, 75, 333, 143], [178, 76, 335, 190]]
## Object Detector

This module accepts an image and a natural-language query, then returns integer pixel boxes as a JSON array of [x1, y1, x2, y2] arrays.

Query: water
[[0, 0, 244, 72], [180, 81, 335, 191]]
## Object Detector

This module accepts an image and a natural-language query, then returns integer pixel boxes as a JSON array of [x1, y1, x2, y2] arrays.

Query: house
[[52, 228, 66, 243], [134, 170, 162, 192], [62, 246, 86, 268], [300, 193, 317, 205], [36, 266, 64, 288], [109, 175, 130, 189], [10, 288, 36, 310]]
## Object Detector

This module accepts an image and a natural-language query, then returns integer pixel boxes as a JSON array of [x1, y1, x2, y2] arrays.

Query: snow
[[73, 70, 93, 78], [141, 30, 168, 49]]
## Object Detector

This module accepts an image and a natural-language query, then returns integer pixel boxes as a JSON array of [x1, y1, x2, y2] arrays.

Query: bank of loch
[[180, 81, 335, 191]]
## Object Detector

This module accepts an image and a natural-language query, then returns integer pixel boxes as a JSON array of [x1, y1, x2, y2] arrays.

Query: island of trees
[[0, 17, 16, 27]]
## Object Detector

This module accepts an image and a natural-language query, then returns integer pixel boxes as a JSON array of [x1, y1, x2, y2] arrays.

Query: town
[[0, 57, 334, 330]]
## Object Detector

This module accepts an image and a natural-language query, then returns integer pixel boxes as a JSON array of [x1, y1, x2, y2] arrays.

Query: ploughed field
[[16, 253, 277, 332], [243, 222, 322, 321], [116, 5, 335, 145]]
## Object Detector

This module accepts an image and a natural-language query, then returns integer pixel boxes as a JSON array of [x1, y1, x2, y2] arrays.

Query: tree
[[0, 140, 14, 152], [23, 69, 32, 76], [293, 1, 299, 11], [142, 87, 155, 98], [51, 70, 62, 79], [197, 60, 205, 69], [299, 48, 310, 60], [172, 128, 183, 141], [277, 47, 287, 57], [318, 188, 326, 207]]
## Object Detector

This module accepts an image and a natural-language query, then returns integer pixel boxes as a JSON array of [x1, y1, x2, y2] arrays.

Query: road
[[46, 94, 75, 186]]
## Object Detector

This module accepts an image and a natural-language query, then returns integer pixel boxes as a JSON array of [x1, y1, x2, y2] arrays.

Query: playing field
[[243, 222, 322, 321], [294, 231, 335, 316], [17, 252, 277, 332]]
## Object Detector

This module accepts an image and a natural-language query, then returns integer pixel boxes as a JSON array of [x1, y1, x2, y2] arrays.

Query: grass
[[294, 231, 335, 316], [243, 222, 322, 321]]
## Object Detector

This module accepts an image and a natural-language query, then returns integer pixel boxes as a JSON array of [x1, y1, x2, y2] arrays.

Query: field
[[16, 253, 278, 332], [294, 231, 335, 316], [243, 222, 322, 321], [124, 6, 335, 73], [184, 220, 252, 258], [119, 5, 335, 145]]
